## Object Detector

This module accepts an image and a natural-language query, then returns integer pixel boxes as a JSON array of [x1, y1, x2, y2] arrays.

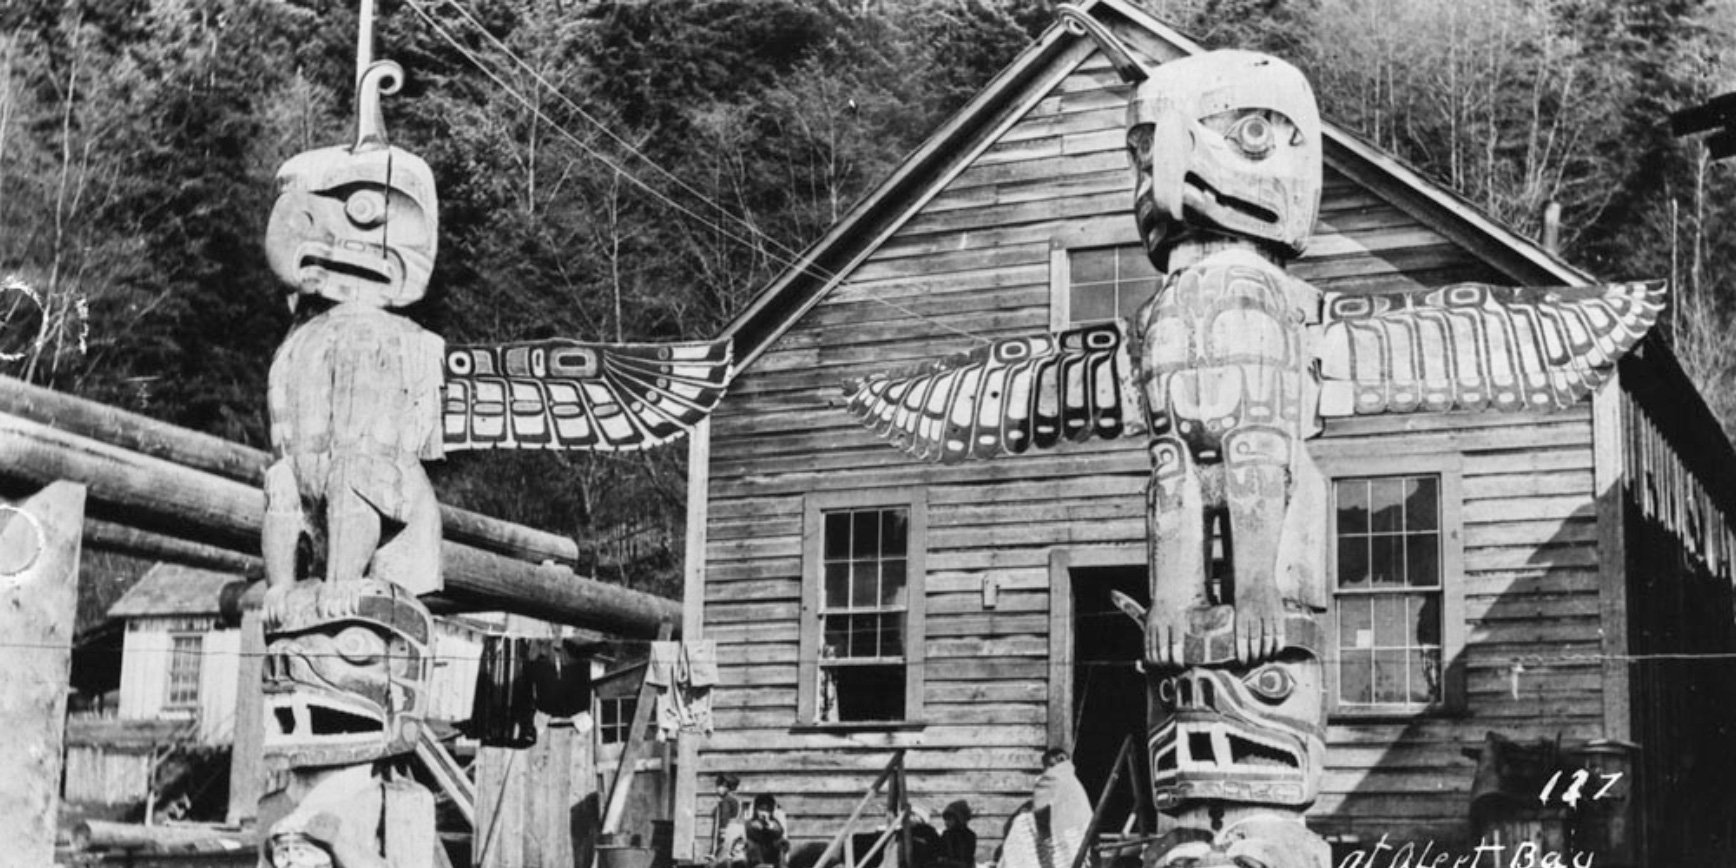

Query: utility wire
[[400, 0, 993, 346]]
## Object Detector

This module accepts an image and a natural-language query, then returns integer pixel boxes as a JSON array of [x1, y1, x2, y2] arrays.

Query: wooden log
[[0, 379, 581, 565], [84, 518, 262, 574], [0, 413, 679, 635], [0, 481, 85, 866], [71, 820, 251, 852], [227, 609, 267, 826]]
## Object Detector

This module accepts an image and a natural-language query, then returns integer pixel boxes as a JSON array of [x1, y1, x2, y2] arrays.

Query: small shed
[[108, 564, 243, 746]]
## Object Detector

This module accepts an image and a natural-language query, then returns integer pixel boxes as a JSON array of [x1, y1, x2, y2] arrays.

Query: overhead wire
[[399, 0, 994, 346]]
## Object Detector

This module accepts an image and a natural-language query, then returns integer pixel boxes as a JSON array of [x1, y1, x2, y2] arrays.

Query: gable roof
[[107, 562, 241, 619], [718, 0, 1591, 372]]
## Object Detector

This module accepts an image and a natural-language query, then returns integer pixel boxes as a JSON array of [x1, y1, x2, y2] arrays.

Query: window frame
[[1049, 242, 1163, 332], [797, 487, 928, 728], [1315, 451, 1467, 719], [164, 632, 203, 710]]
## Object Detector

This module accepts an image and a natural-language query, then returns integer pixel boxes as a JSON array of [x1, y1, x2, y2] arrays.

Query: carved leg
[[263, 461, 309, 625], [1146, 437, 1209, 666], [1223, 426, 1291, 663], [321, 460, 384, 619], [368, 468, 442, 598], [1274, 446, 1328, 613]]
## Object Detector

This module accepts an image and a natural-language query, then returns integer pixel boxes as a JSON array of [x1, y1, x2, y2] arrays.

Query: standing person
[[937, 800, 978, 868], [711, 774, 745, 867], [744, 793, 792, 868], [1034, 749, 1092, 868]]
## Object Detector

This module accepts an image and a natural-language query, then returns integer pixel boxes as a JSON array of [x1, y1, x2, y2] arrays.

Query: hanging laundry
[[469, 635, 537, 748], [645, 640, 720, 739]]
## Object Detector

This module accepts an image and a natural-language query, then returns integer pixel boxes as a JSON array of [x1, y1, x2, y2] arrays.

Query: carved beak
[[1147, 106, 1193, 224]]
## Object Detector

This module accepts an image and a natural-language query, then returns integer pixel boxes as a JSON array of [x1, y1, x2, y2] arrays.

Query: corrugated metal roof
[[106, 563, 241, 619]]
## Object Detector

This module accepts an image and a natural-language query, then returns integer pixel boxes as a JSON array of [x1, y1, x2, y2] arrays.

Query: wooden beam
[[673, 418, 710, 860], [0, 379, 582, 566], [0, 413, 679, 636]]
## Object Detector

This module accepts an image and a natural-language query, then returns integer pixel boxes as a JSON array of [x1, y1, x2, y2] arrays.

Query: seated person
[[745, 794, 792, 868]]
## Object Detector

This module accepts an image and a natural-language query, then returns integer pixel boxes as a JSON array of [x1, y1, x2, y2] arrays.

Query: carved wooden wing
[[843, 322, 1146, 462], [1316, 281, 1664, 416], [442, 337, 732, 451]]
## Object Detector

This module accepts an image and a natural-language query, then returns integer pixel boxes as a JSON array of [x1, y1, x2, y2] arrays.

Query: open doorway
[[1068, 564, 1150, 834]]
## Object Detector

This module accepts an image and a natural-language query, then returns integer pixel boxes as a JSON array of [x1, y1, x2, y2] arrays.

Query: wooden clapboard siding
[[1308, 412, 1600, 844], [698, 31, 1568, 857]]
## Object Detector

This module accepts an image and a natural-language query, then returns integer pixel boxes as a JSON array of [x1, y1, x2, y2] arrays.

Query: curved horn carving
[[355, 59, 404, 151], [1057, 4, 1152, 84]]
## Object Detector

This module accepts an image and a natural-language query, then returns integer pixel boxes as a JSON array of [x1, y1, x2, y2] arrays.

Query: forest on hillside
[[6, 0, 1736, 600]]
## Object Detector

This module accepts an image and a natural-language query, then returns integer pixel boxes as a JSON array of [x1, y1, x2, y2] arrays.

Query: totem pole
[[842, 8, 1663, 868], [255, 8, 729, 866]]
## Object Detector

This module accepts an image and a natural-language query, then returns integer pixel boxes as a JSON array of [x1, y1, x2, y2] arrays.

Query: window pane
[[851, 511, 880, 558], [1370, 478, 1406, 532], [1119, 279, 1161, 316], [880, 614, 904, 658], [1339, 597, 1372, 649], [880, 510, 908, 557], [1070, 285, 1118, 324], [1340, 653, 1373, 704], [1412, 594, 1441, 646], [1406, 477, 1439, 530], [829, 664, 906, 721], [1070, 248, 1117, 284], [850, 560, 878, 608], [1337, 481, 1369, 534], [1370, 535, 1404, 586], [1406, 533, 1440, 587], [825, 562, 850, 609], [1373, 650, 1407, 703], [1338, 537, 1369, 588], [850, 611, 881, 656], [823, 618, 849, 656], [1410, 649, 1441, 704], [881, 559, 907, 607], [825, 512, 851, 560], [1372, 595, 1408, 647], [1116, 245, 1154, 278]]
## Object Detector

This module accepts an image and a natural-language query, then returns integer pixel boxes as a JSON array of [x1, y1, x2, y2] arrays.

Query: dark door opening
[[1069, 564, 1152, 835]]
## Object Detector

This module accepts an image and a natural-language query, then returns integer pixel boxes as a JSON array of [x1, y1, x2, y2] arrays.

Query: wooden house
[[684, 1, 1736, 865]]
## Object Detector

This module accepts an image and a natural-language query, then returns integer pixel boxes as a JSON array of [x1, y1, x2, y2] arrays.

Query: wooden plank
[[1591, 380, 1631, 742], [226, 609, 267, 825], [0, 482, 85, 867]]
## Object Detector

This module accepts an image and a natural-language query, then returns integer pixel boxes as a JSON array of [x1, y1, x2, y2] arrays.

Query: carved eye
[[1227, 114, 1275, 158], [1244, 665, 1294, 702], [345, 188, 388, 227], [333, 626, 385, 665]]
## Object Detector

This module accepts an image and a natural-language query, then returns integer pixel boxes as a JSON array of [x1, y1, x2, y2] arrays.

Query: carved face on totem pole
[[1125, 50, 1322, 268], [1147, 649, 1326, 810], [262, 579, 433, 769], [264, 63, 438, 310]]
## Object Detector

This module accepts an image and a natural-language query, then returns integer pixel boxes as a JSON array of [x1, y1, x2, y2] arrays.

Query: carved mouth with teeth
[[1181, 172, 1281, 224]]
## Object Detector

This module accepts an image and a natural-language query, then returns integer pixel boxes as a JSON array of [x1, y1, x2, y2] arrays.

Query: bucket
[[599, 832, 658, 868]]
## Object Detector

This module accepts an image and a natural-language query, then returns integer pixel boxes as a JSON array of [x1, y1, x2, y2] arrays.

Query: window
[[1320, 453, 1465, 716], [1052, 244, 1162, 329], [799, 489, 927, 726], [166, 634, 202, 708], [597, 697, 636, 744]]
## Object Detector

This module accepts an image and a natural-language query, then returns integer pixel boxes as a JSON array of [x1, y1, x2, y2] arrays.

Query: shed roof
[[106, 562, 240, 619]]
